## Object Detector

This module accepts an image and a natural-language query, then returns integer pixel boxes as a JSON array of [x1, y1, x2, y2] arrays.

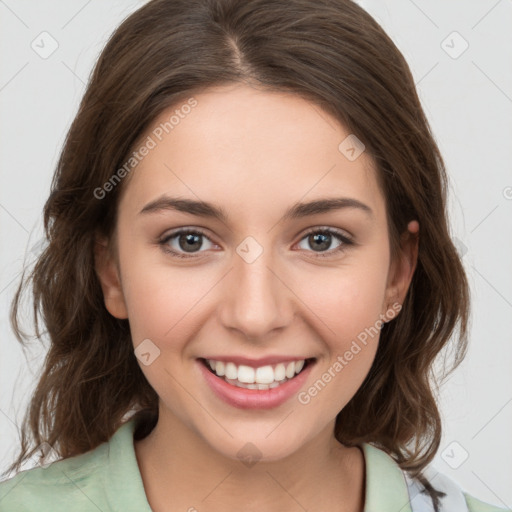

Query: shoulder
[[0, 417, 149, 512], [404, 466, 511, 512], [464, 493, 511, 512], [0, 435, 111, 511]]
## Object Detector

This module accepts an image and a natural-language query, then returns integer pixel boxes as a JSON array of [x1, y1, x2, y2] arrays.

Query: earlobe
[[383, 220, 419, 317], [94, 236, 129, 319]]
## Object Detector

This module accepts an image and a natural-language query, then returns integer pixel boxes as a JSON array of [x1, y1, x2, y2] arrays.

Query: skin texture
[[95, 83, 419, 512]]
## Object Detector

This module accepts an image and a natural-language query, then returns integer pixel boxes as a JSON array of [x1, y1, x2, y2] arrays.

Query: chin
[[204, 427, 312, 465]]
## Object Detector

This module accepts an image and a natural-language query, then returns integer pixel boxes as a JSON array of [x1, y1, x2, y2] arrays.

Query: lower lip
[[197, 359, 315, 410]]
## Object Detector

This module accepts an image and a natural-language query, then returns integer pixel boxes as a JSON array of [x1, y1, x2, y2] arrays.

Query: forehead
[[119, 83, 386, 225]]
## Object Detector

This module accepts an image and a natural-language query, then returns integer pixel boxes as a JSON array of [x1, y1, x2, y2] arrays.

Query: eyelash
[[158, 227, 355, 259]]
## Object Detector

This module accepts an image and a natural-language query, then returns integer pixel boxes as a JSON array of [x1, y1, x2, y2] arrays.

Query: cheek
[[119, 258, 211, 410], [291, 253, 389, 395], [294, 256, 389, 341], [293, 266, 386, 416], [122, 264, 210, 345]]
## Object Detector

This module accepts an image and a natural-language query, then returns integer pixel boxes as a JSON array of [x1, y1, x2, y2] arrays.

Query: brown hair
[[4, 0, 470, 503]]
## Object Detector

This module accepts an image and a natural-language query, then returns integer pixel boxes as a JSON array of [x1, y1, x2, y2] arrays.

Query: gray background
[[1, 0, 511, 507]]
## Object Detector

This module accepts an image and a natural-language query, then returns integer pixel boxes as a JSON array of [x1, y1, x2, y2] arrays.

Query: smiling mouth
[[199, 357, 316, 390]]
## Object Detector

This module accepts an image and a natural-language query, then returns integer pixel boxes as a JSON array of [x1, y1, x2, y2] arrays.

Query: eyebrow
[[139, 195, 374, 222]]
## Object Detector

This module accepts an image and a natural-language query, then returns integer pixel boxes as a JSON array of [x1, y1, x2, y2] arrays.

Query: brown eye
[[296, 228, 354, 257], [159, 229, 215, 258]]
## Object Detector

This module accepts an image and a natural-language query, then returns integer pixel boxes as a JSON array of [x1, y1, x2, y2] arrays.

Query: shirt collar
[[106, 417, 412, 512], [361, 442, 413, 512], [104, 417, 153, 512]]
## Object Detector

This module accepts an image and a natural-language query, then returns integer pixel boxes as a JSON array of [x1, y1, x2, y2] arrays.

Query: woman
[[0, 1, 508, 510]]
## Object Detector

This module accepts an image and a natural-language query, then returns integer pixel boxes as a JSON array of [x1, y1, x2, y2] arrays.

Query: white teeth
[[255, 365, 275, 384], [224, 378, 281, 390], [285, 362, 296, 379], [225, 362, 238, 380], [205, 358, 309, 386], [237, 365, 255, 383], [274, 363, 286, 381], [215, 360, 225, 376]]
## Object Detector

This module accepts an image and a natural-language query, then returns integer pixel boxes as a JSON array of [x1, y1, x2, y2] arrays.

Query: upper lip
[[199, 355, 315, 368]]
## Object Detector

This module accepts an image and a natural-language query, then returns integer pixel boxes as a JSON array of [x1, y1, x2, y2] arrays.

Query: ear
[[382, 220, 419, 319], [94, 234, 128, 319]]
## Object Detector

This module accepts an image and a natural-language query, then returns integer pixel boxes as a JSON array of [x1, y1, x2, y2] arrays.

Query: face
[[96, 83, 418, 462]]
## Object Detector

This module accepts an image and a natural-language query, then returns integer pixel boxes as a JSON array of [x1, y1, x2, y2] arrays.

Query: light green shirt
[[0, 417, 509, 511]]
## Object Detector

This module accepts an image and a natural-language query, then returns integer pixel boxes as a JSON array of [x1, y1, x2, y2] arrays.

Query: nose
[[218, 245, 294, 341]]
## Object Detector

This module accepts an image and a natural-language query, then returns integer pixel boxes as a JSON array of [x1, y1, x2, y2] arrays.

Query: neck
[[133, 408, 365, 512]]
